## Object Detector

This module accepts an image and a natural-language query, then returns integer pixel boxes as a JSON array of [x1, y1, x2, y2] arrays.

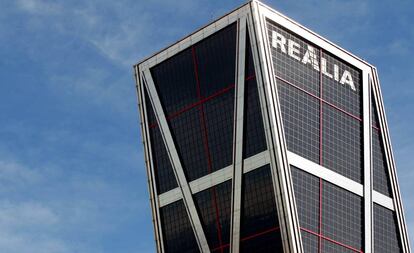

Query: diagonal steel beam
[[229, 16, 247, 253], [142, 69, 210, 253]]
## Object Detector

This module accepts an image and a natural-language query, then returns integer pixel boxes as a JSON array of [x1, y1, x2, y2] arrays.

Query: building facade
[[134, 1, 410, 252]]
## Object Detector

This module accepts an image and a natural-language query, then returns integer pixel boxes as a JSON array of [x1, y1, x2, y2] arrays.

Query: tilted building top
[[134, 1, 410, 252]]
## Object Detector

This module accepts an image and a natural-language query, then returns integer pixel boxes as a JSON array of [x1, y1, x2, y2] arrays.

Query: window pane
[[372, 97, 392, 197], [372, 97, 379, 128], [322, 51, 362, 118], [240, 228, 283, 253], [322, 104, 363, 183], [372, 130, 393, 197], [243, 32, 267, 158], [144, 88, 177, 194], [144, 86, 157, 127], [291, 166, 319, 232], [322, 181, 364, 250], [374, 204, 403, 253], [151, 48, 198, 116], [278, 80, 320, 163], [149, 126, 177, 194], [169, 109, 209, 181], [321, 239, 358, 253], [151, 23, 237, 183], [194, 180, 232, 251], [301, 232, 318, 253], [240, 165, 282, 252], [267, 20, 320, 96], [244, 31, 256, 79], [160, 200, 200, 253], [204, 90, 234, 172], [243, 78, 267, 158], [195, 23, 237, 98]]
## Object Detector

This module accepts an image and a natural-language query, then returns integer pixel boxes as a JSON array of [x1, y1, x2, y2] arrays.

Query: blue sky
[[0, 0, 413, 252]]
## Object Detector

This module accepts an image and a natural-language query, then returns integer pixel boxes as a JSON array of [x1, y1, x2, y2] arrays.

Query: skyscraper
[[133, 1, 410, 252]]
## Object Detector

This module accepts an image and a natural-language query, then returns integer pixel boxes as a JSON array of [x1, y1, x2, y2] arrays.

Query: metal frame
[[371, 67, 411, 252], [136, 5, 253, 253], [254, 1, 410, 252], [258, 3, 359, 253], [250, 1, 303, 252], [251, 1, 409, 252], [133, 1, 411, 252], [159, 150, 394, 210], [134, 70, 165, 253], [363, 71, 372, 253], [229, 16, 247, 253], [137, 6, 251, 70], [142, 70, 210, 252]]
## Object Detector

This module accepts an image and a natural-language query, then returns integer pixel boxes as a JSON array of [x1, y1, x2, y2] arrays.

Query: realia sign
[[271, 31, 356, 91]]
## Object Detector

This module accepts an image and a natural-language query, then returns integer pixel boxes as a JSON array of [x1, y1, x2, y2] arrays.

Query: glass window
[[322, 104, 363, 183], [149, 126, 178, 194], [169, 108, 209, 181], [372, 130, 393, 197], [151, 48, 198, 116], [240, 165, 282, 252], [321, 239, 358, 253], [372, 99, 379, 128], [243, 32, 267, 158], [372, 97, 392, 196], [194, 180, 232, 252], [301, 232, 318, 253], [374, 204, 403, 253], [144, 86, 157, 127], [322, 51, 362, 118], [291, 167, 319, 232], [244, 31, 256, 79], [150, 23, 237, 183], [204, 90, 235, 172], [267, 20, 320, 96], [322, 181, 364, 251], [278, 80, 320, 163], [144, 88, 177, 194], [267, 19, 365, 185], [243, 78, 267, 158], [160, 200, 200, 253], [291, 167, 364, 252], [240, 229, 283, 253], [195, 23, 237, 98]]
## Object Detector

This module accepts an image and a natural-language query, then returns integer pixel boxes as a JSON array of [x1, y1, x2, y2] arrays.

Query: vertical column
[[142, 70, 211, 253], [318, 50, 323, 253], [230, 16, 247, 253], [371, 68, 411, 253], [363, 72, 372, 253], [249, 2, 303, 252], [135, 68, 165, 253]]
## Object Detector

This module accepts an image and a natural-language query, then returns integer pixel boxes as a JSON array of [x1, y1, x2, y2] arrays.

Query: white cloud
[[0, 201, 59, 227], [0, 156, 141, 253], [0, 231, 70, 253], [8, 0, 220, 115], [0, 160, 42, 186], [0, 161, 69, 253], [14, 0, 206, 67]]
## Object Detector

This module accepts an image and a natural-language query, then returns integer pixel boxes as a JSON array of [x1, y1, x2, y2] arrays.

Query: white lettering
[[334, 64, 339, 81], [288, 40, 301, 61], [321, 58, 332, 78], [301, 46, 319, 71], [340, 70, 355, 91], [272, 31, 286, 53], [270, 30, 356, 92]]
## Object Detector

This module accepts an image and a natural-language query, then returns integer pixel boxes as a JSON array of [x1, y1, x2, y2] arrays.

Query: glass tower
[[133, 1, 410, 252]]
